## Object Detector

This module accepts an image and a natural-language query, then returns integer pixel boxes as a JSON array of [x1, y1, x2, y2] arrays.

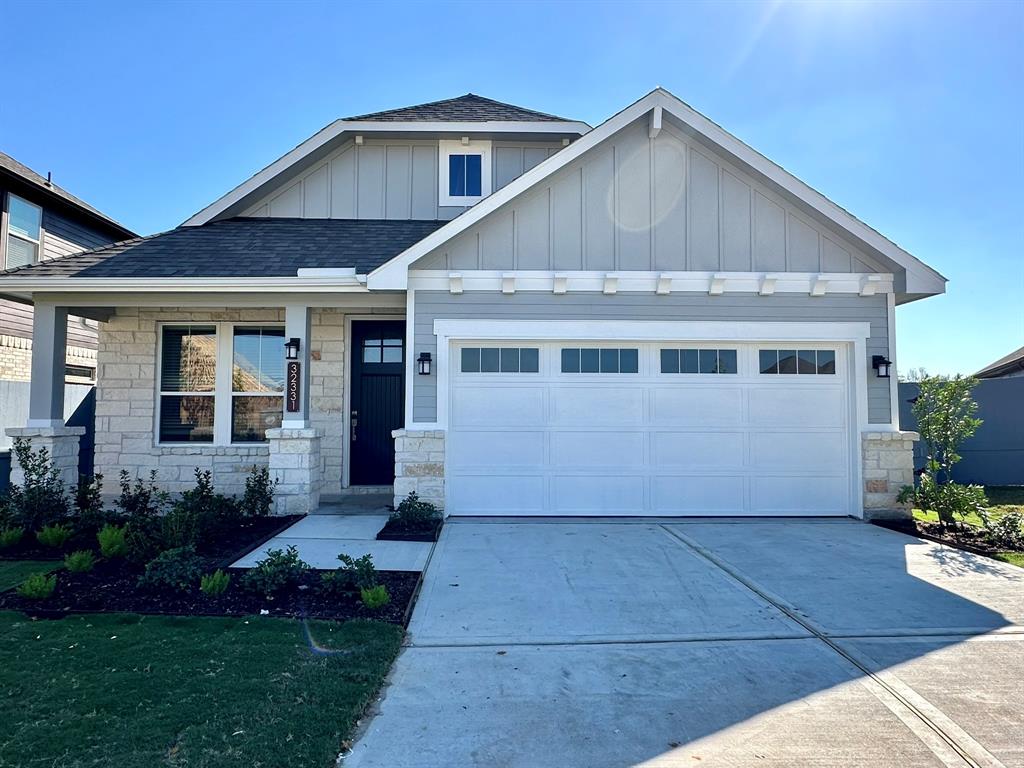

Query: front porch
[[5, 296, 421, 515]]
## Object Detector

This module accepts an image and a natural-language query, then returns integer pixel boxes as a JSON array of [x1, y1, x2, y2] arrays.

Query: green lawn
[[0, 560, 59, 591], [911, 486, 1023, 568], [0, 608, 403, 767]]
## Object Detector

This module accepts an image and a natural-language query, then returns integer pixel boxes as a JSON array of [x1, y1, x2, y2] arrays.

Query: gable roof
[[0, 217, 446, 279], [975, 345, 1024, 379], [0, 151, 135, 239], [344, 93, 572, 123], [367, 88, 947, 302]]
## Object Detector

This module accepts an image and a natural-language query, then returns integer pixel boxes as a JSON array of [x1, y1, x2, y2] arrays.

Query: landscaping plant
[[73, 473, 117, 535], [200, 569, 231, 596], [16, 572, 56, 600], [4, 438, 71, 531], [242, 546, 310, 597], [36, 524, 73, 549], [337, 553, 379, 590], [980, 509, 1024, 550], [898, 375, 986, 529], [173, 468, 243, 546], [0, 527, 25, 550], [116, 471, 169, 564], [389, 492, 441, 532], [360, 584, 390, 609], [97, 524, 128, 559], [137, 546, 205, 593], [64, 550, 96, 573], [241, 464, 278, 517]]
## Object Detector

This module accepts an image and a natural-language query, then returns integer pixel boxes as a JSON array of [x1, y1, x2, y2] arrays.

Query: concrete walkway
[[344, 519, 1023, 768]]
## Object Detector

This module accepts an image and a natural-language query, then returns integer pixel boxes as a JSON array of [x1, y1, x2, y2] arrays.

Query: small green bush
[[241, 464, 278, 517], [97, 524, 128, 558], [137, 546, 204, 593], [360, 584, 390, 609], [200, 569, 232, 596], [73, 473, 118, 535], [64, 550, 96, 573], [17, 572, 56, 600], [337, 553, 378, 590], [173, 468, 243, 547], [115, 470, 169, 519], [899, 477, 988, 529], [0, 526, 25, 550], [981, 509, 1024, 550], [5, 438, 71, 530], [241, 546, 310, 597], [389, 492, 441, 531], [320, 569, 357, 596], [36, 523, 73, 548], [162, 504, 200, 549]]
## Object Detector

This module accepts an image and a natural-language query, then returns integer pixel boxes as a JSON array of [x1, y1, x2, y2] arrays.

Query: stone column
[[266, 427, 322, 515], [5, 425, 86, 489], [862, 430, 919, 520], [392, 428, 445, 510]]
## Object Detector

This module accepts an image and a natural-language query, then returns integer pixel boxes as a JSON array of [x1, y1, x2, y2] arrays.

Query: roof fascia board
[[368, 88, 946, 299], [0, 276, 371, 293], [182, 119, 590, 227]]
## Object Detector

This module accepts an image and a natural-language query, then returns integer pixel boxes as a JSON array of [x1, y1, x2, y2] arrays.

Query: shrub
[[389, 492, 440, 531], [174, 469, 243, 547], [360, 584, 390, 609], [137, 546, 204, 593], [37, 524, 73, 548], [64, 549, 96, 573], [17, 572, 56, 600], [898, 475, 987, 529], [97, 523, 128, 558], [981, 509, 1024, 550], [337, 553, 378, 590], [241, 546, 310, 597], [124, 516, 163, 565], [73, 474, 119, 536], [320, 569, 357, 596], [4, 438, 70, 531], [200, 569, 232, 596], [0, 526, 25, 550], [241, 465, 278, 517], [115, 470, 168, 519], [162, 504, 200, 549]]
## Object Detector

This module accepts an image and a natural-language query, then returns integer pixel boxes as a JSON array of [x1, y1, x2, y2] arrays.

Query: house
[[0, 151, 135, 453], [975, 345, 1024, 379], [0, 90, 945, 519]]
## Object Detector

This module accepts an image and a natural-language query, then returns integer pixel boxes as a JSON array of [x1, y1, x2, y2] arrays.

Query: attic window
[[439, 139, 491, 206]]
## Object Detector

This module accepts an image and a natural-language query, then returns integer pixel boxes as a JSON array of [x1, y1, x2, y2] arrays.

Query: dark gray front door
[[350, 320, 405, 485]]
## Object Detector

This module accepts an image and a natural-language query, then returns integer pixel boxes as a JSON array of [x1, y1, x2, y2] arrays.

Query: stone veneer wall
[[862, 430, 919, 520], [392, 428, 445, 510], [93, 306, 399, 500]]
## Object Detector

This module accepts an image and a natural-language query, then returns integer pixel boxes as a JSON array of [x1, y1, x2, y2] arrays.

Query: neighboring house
[[975, 345, 1024, 379], [0, 151, 135, 450], [0, 90, 946, 519]]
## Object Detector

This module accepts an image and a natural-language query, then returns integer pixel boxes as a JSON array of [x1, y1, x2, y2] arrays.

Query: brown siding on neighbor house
[[0, 300, 99, 349], [41, 207, 118, 260]]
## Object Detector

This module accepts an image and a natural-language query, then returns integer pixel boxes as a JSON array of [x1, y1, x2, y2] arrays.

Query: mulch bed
[[872, 518, 1022, 559], [376, 518, 443, 542], [0, 515, 302, 565], [0, 560, 420, 625]]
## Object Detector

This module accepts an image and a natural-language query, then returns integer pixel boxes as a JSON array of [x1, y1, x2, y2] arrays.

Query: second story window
[[4, 194, 42, 269], [439, 140, 491, 206]]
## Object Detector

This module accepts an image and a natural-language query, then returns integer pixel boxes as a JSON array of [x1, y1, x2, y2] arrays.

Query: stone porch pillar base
[[5, 425, 86, 489], [862, 430, 919, 521], [267, 427, 322, 515], [392, 428, 445, 511]]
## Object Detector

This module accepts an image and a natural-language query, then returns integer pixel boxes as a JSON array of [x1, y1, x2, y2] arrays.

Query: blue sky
[[3, 0, 1021, 375]]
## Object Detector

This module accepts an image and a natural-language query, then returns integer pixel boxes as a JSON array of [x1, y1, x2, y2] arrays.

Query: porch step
[[316, 492, 393, 516], [335, 485, 394, 496]]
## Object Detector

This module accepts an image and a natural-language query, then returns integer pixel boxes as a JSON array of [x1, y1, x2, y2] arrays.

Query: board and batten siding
[[412, 291, 892, 425], [412, 119, 887, 275], [241, 139, 563, 222]]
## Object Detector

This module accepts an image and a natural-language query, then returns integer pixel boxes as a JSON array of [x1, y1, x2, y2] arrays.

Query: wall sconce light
[[872, 355, 892, 378], [417, 352, 432, 376], [285, 337, 301, 361]]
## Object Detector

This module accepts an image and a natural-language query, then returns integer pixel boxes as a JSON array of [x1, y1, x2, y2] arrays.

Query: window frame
[[458, 345, 541, 375], [156, 321, 286, 446], [438, 139, 492, 206], [659, 346, 739, 375], [2, 192, 44, 270], [757, 347, 838, 376], [560, 346, 640, 375]]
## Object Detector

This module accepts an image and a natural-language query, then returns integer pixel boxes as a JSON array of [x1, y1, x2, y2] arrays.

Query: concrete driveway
[[344, 519, 1023, 768]]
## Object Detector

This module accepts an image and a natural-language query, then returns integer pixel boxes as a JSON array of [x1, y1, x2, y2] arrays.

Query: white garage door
[[446, 341, 854, 516]]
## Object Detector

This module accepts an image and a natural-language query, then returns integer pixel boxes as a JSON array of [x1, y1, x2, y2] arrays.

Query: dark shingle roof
[[975, 345, 1024, 379], [0, 151, 135, 238], [345, 93, 574, 123], [0, 218, 447, 279]]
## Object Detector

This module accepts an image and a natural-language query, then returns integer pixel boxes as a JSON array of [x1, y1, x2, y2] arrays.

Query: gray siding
[[412, 291, 891, 424], [42, 208, 116, 260], [243, 139, 563, 222], [412, 120, 887, 274]]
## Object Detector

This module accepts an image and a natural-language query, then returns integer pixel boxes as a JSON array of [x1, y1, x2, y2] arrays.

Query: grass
[[0, 560, 59, 591], [911, 486, 1024, 569], [0, 611, 404, 768]]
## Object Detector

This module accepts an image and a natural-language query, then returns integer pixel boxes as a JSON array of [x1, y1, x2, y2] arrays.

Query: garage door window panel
[[661, 348, 737, 374], [561, 347, 638, 374], [760, 349, 837, 375], [460, 347, 539, 374]]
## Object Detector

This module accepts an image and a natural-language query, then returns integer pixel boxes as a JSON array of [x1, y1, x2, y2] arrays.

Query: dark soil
[[0, 560, 420, 625], [376, 517, 443, 542], [0, 515, 302, 565], [872, 518, 1023, 558]]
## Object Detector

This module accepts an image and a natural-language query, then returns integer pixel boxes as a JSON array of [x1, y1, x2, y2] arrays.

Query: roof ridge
[[343, 93, 573, 123]]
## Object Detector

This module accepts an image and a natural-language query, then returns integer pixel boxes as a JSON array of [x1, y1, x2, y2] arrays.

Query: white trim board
[[368, 88, 946, 299]]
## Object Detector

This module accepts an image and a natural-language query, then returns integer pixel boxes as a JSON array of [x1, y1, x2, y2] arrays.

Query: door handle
[[351, 410, 358, 442]]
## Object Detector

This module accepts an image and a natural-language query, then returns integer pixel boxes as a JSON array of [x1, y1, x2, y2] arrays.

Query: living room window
[[439, 140, 491, 206], [158, 323, 285, 445], [4, 194, 42, 269]]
